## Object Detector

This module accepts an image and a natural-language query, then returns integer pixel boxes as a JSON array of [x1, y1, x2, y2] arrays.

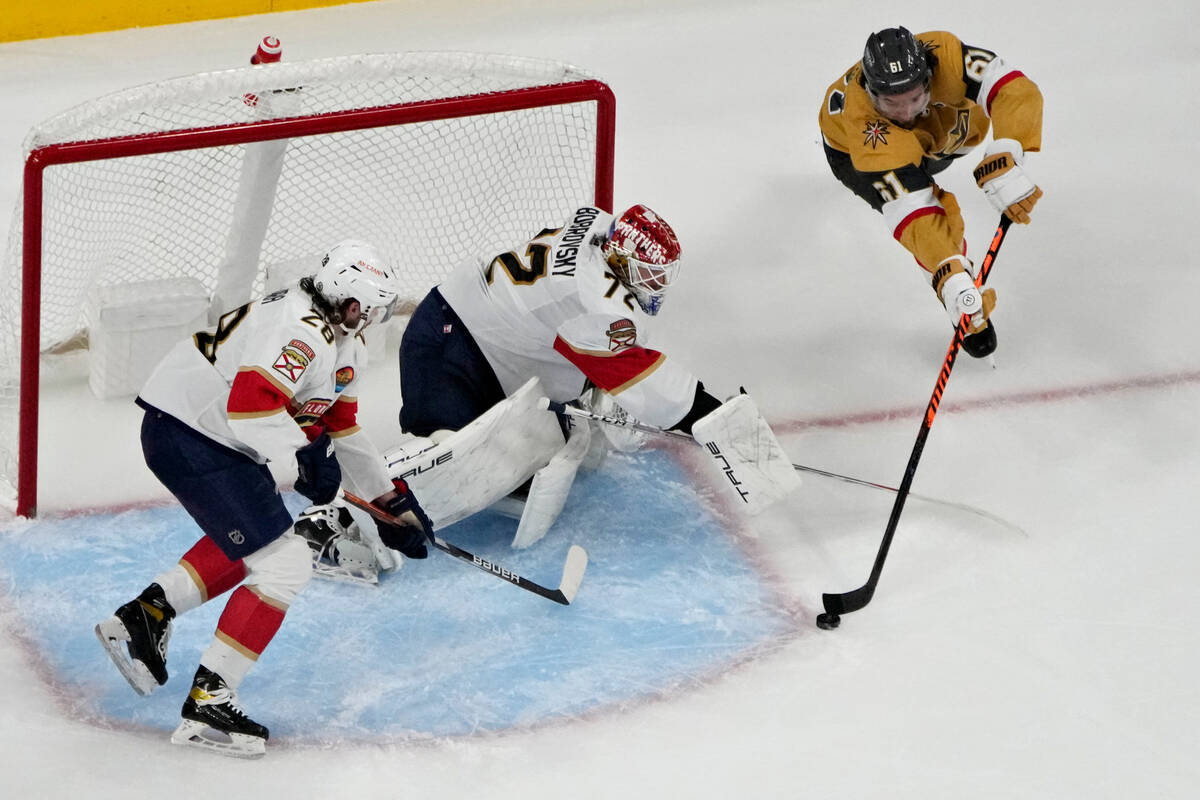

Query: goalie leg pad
[[384, 377, 565, 529], [690, 394, 801, 515], [511, 419, 591, 549]]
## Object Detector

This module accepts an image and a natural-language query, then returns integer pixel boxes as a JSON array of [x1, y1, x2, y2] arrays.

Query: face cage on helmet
[[336, 292, 399, 334], [610, 253, 680, 316]]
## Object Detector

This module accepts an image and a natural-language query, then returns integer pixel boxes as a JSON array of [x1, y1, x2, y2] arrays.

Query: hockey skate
[[94, 585, 175, 696], [171, 666, 269, 759], [295, 502, 398, 586]]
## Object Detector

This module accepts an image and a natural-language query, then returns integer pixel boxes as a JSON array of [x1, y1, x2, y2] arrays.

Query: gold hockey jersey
[[818, 30, 1042, 271]]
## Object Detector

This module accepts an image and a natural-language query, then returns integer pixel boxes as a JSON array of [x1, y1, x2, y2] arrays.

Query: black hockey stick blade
[[341, 491, 588, 605]]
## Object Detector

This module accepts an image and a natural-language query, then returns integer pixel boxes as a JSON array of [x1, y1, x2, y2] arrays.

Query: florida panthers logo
[[862, 119, 891, 149], [606, 319, 638, 352]]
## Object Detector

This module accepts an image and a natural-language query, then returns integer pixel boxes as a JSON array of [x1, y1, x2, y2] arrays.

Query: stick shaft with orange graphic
[[818, 216, 1013, 629]]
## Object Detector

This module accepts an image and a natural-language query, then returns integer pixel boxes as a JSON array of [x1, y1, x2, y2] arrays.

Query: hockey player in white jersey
[[94, 240, 430, 758], [383, 205, 798, 548]]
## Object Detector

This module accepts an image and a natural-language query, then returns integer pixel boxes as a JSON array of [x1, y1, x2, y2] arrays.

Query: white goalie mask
[[602, 204, 682, 316], [313, 240, 401, 334]]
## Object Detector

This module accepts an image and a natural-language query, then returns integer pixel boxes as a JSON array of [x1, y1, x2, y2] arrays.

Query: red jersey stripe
[[554, 336, 666, 393]]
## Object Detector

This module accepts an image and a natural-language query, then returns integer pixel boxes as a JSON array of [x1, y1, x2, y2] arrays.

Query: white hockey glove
[[932, 255, 995, 333], [973, 138, 1043, 224]]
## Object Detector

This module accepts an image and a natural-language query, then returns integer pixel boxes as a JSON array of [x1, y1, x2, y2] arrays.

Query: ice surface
[[1, 1, 1197, 798]]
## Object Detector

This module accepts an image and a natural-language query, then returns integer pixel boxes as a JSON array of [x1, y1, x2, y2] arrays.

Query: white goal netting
[[0, 51, 614, 515]]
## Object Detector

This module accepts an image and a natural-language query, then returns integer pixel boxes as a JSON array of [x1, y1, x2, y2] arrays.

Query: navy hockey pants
[[398, 287, 506, 437], [137, 399, 294, 561]]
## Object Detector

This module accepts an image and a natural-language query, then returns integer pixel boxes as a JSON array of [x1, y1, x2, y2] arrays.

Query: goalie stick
[[543, 398, 990, 509], [339, 490, 587, 606], [818, 216, 1013, 630]]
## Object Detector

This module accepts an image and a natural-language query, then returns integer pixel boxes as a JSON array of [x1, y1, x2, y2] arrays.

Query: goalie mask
[[602, 204, 682, 316], [313, 239, 401, 333]]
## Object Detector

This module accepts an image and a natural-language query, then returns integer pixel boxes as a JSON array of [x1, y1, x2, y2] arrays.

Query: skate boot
[[94, 583, 175, 696], [296, 502, 392, 585], [171, 666, 269, 759]]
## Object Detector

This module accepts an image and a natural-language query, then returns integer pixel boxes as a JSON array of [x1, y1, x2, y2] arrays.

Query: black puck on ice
[[816, 612, 840, 630]]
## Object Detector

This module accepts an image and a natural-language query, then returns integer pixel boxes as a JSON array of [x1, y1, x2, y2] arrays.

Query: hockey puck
[[816, 612, 840, 630]]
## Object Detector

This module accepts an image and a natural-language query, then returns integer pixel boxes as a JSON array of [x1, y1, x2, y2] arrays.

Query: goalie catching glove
[[974, 138, 1042, 224]]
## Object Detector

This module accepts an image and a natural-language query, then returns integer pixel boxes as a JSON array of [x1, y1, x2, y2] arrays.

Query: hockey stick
[[544, 399, 929, 499], [545, 399, 1018, 530], [817, 216, 1013, 630], [340, 490, 588, 605]]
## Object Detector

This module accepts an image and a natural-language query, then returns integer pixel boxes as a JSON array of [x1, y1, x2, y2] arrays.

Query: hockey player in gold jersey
[[818, 27, 1043, 357]]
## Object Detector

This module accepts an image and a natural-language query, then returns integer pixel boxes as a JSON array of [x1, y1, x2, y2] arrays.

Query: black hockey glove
[[375, 479, 431, 559], [294, 433, 342, 505]]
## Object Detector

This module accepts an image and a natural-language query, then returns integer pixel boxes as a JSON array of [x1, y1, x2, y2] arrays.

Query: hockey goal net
[[1, 50, 615, 517]]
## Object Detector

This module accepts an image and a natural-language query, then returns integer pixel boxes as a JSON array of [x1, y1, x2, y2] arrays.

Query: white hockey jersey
[[137, 285, 393, 499], [438, 206, 699, 429]]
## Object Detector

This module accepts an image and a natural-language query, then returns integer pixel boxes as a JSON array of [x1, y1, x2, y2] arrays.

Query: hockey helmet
[[313, 239, 401, 333], [861, 26, 931, 96], [602, 204, 682, 316]]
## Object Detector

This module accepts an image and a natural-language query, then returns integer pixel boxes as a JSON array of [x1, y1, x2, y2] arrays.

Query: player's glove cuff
[[974, 138, 1042, 224]]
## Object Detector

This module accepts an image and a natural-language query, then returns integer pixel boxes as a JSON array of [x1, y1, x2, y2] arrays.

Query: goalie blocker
[[540, 391, 801, 515], [690, 394, 801, 513]]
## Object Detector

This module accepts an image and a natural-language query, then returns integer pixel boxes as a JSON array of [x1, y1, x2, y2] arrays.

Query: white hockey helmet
[[312, 239, 401, 333], [602, 204, 682, 316]]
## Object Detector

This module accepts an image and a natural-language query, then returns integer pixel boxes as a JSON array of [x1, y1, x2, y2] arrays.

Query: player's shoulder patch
[[606, 318, 638, 352], [334, 365, 355, 393], [861, 118, 893, 149], [288, 338, 316, 360], [273, 341, 314, 384]]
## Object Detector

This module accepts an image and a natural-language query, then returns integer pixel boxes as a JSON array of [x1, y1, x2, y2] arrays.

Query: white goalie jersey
[[438, 206, 699, 430]]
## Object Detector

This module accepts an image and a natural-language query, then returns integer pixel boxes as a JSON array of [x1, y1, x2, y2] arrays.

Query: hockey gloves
[[294, 432, 342, 505], [974, 138, 1043, 224], [933, 255, 996, 335], [668, 383, 723, 436], [374, 479, 431, 559]]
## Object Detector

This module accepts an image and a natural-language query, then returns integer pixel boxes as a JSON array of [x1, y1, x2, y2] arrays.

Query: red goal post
[[1, 52, 615, 517]]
